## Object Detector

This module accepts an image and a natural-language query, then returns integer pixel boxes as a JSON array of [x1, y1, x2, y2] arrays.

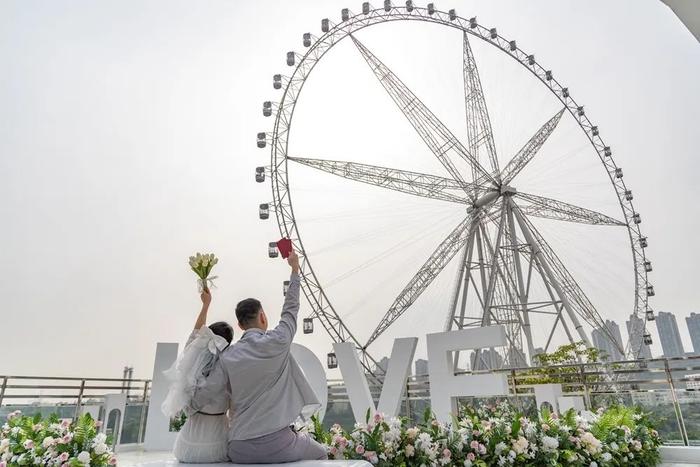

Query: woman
[[162, 287, 232, 463]]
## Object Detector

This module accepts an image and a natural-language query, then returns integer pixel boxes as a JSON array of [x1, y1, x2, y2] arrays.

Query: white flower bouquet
[[0, 411, 117, 467], [188, 252, 218, 292]]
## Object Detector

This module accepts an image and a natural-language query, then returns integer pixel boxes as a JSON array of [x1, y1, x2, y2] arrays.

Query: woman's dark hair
[[208, 321, 234, 344], [236, 298, 262, 327]]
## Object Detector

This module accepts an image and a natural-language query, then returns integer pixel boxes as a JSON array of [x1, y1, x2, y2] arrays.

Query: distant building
[[376, 357, 390, 373], [686, 312, 700, 354], [592, 320, 624, 361], [687, 374, 700, 391], [506, 348, 527, 368], [415, 359, 429, 376], [627, 314, 652, 359], [656, 311, 685, 357], [470, 349, 504, 370]]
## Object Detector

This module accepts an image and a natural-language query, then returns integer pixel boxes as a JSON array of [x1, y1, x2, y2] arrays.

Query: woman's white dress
[[162, 327, 230, 463]]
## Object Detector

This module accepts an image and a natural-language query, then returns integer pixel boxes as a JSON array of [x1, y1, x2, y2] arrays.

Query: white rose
[[78, 451, 91, 464], [94, 443, 107, 455], [94, 433, 107, 444], [541, 436, 559, 452]]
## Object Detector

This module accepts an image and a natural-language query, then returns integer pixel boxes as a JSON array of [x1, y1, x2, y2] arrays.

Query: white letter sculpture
[[334, 337, 417, 422], [291, 343, 328, 421], [144, 342, 179, 451], [426, 325, 510, 422]]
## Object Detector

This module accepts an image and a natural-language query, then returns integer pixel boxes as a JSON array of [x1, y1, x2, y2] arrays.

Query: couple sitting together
[[161, 250, 328, 463]]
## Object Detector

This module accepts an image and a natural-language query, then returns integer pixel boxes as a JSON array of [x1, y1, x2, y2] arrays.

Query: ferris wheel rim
[[264, 4, 653, 366]]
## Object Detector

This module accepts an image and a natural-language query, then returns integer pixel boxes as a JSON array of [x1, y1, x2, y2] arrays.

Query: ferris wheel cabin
[[268, 242, 279, 258]]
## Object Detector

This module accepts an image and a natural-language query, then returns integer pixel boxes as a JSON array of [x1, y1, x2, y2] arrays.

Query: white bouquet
[[189, 252, 218, 292]]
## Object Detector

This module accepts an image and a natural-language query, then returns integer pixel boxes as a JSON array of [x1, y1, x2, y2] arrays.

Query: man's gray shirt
[[191, 272, 320, 441]]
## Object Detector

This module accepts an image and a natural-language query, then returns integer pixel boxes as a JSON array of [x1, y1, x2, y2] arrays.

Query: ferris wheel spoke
[[500, 108, 566, 184], [509, 200, 625, 356], [349, 35, 496, 191], [288, 157, 473, 203], [463, 32, 500, 179], [364, 213, 480, 348], [516, 192, 625, 226]]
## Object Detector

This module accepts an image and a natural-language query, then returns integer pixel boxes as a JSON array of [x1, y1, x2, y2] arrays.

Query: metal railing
[[2, 355, 699, 446], [0, 375, 151, 445]]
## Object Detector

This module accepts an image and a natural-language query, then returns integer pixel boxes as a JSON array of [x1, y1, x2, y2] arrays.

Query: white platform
[[117, 451, 371, 467], [117, 449, 697, 467], [660, 446, 700, 465]]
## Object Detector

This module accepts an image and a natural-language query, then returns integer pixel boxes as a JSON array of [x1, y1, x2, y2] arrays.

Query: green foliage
[[169, 411, 187, 432], [519, 341, 607, 390]]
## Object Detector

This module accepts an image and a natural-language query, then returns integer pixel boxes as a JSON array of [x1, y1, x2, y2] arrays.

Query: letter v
[[333, 337, 418, 422]]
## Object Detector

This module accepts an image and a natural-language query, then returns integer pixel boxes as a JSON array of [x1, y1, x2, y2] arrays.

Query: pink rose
[[442, 448, 451, 459], [0, 461, 6, 467], [470, 440, 479, 450], [59, 452, 69, 462], [467, 452, 476, 461], [355, 444, 365, 454], [373, 412, 383, 423], [478, 444, 486, 455], [23, 440, 34, 450], [95, 421, 103, 428], [108, 456, 118, 465]]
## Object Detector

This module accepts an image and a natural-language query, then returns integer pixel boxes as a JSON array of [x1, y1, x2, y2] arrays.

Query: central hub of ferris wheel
[[254, 2, 656, 373]]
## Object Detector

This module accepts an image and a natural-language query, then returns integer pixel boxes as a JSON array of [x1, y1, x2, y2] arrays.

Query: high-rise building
[[627, 314, 652, 359], [414, 359, 429, 376], [376, 356, 390, 373], [656, 311, 685, 357], [470, 349, 504, 370], [686, 313, 700, 355], [592, 320, 624, 361]]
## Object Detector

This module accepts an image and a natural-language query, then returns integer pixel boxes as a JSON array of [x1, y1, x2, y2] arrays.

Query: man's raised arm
[[267, 250, 301, 346]]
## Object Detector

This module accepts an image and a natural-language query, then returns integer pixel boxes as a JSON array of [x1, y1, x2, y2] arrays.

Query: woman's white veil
[[161, 327, 229, 418]]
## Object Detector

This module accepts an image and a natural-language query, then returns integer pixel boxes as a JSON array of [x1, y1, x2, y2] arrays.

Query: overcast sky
[[0, 0, 698, 379]]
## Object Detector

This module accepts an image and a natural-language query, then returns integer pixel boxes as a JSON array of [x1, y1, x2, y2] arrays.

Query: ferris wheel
[[254, 2, 655, 373]]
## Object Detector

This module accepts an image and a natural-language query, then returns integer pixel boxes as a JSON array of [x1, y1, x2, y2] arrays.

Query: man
[[192, 249, 327, 463]]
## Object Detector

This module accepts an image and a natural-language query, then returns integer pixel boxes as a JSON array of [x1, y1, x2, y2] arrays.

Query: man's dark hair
[[208, 321, 234, 344], [236, 298, 262, 327]]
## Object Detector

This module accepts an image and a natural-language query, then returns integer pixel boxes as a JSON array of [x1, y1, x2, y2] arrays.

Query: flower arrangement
[[306, 402, 661, 467], [188, 252, 218, 292], [0, 411, 117, 466]]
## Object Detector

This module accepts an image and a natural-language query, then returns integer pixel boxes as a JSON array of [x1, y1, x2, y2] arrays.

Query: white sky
[[0, 0, 698, 379]]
